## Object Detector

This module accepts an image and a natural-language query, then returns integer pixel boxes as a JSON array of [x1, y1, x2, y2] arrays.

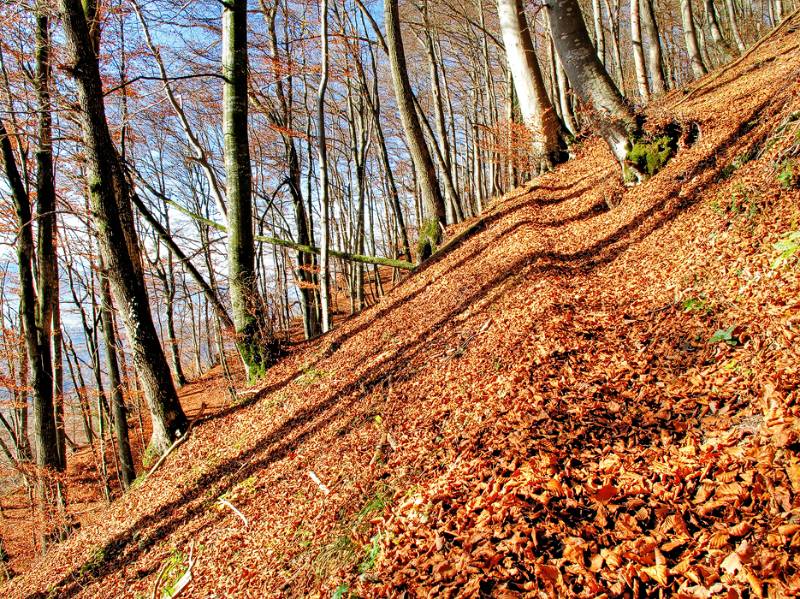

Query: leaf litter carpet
[[8, 18, 800, 599]]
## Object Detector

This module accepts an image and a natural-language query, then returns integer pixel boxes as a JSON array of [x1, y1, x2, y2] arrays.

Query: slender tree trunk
[[162, 237, 186, 387], [319, 0, 332, 333], [725, 0, 746, 53], [705, 0, 734, 59], [259, 0, 320, 339], [639, 0, 667, 94], [422, 2, 458, 221], [552, 38, 578, 135], [546, 0, 637, 167], [60, 0, 188, 454], [99, 265, 135, 489], [681, 0, 708, 78], [130, 190, 234, 329], [384, 0, 446, 258], [362, 49, 411, 260], [591, 0, 605, 64], [65, 339, 94, 445], [497, 0, 563, 171], [1, 122, 60, 472], [602, 0, 625, 90], [34, 9, 61, 480], [630, 0, 650, 102]]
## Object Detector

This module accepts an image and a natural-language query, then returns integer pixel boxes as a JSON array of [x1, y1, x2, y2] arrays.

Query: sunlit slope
[[8, 16, 800, 599]]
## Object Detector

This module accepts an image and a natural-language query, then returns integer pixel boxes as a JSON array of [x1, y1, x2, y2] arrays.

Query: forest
[[0, 0, 799, 596]]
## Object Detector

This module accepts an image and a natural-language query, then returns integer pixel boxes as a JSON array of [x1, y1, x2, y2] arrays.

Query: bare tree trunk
[[639, 0, 667, 94], [99, 264, 135, 489], [602, 0, 625, 91], [421, 1, 458, 221], [363, 37, 411, 260], [705, 0, 734, 59], [319, 0, 332, 332], [725, 0, 746, 53], [60, 0, 188, 454], [497, 0, 563, 171], [681, 0, 708, 78], [52, 297, 65, 468], [64, 338, 94, 445], [222, 0, 271, 378], [259, 0, 320, 339], [384, 0, 446, 259], [592, 0, 605, 64], [630, 0, 650, 102], [546, 0, 638, 168]]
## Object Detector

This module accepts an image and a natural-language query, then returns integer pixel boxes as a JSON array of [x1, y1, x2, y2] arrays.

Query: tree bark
[[497, 0, 563, 170], [591, 0, 605, 64], [681, 0, 708, 78], [724, 0, 746, 53], [222, 0, 271, 378], [384, 0, 446, 258], [34, 9, 61, 476], [630, 0, 650, 102], [546, 0, 637, 167], [52, 296, 65, 468], [99, 264, 136, 489], [0, 121, 60, 472], [59, 0, 188, 454], [318, 0, 332, 332], [639, 0, 667, 94], [705, 0, 734, 59]]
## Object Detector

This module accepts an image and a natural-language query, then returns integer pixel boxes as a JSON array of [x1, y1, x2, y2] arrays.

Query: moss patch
[[627, 134, 676, 178], [416, 218, 441, 263]]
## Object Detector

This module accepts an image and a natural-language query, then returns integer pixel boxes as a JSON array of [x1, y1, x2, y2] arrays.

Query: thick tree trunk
[[384, 0, 446, 258], [99, 266, 135, 489], [630, 0, 650, 102], [222, 0, 270, 378], [497, 0, 563, 171], [639, 0, 667, 94], [681, 0, 708, 78], [59, 0, 187, 454], [546, 0, 637, 167]]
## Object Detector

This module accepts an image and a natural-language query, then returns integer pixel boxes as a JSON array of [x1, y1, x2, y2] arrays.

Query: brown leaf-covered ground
[[6, 17, 800, 599]]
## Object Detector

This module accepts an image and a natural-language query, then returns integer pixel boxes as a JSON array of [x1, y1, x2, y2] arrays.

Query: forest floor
[[5, 15, 800, 599], [0, 360, 243, 577]]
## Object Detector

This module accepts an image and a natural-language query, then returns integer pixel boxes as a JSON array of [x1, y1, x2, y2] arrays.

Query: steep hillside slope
[[7, 17, 800, 599]]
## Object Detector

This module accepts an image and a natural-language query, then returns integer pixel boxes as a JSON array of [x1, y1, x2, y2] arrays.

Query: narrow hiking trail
[[7, 16, 800, 599]]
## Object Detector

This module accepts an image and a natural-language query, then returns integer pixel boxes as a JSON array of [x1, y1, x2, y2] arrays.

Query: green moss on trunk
[[416, 218, 442, 263]]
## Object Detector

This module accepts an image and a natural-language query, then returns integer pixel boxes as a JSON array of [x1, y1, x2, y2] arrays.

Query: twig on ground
[[141, 407, 206, 486], [307, 470, 330, 495], [217, 498, 249, 528]]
